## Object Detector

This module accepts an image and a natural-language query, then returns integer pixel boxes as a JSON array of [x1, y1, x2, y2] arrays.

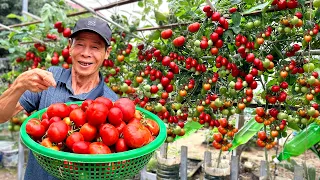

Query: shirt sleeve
[[19, 90, 41, 113]]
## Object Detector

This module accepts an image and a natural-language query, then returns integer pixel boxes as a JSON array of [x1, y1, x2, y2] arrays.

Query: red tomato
[[94, 97, 113, 109], [99, 123, 119, 146], [81, 99, 93, 112], [47, 103, 70, 119], [26, 119, 46, 139], [69, 104, 79, 111], [69, 108, 86, 127], [115, 138, 129, 152], [47, 121, 69, 143], [123, 122, 152, 148], [86, 102, 109, 127], [173, 36, 185, 47], [114, 98, 135, 122], [188, 22, 200, 33], [48, 116, 61, 125], [66, 132, 84, 150], [79, 123, 97, 142], [161, 29, 173, 39], [144, 119, 160, 136], [40, 118, 50, 130], [114, 121, 127, 135], [108, 107, 123, 126], [72, 141, 90, 154], [213, 133, 223, 142], [89, 142, 111, 154], [42, 112, 49, 120], [257, 131, 267, 140]]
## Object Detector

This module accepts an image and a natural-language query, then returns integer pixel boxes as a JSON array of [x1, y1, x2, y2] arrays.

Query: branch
[[0, 0, 141, 31]]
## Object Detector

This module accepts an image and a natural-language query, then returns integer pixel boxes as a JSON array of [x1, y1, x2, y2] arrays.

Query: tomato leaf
[[231, 0, 242, 5], [315, 8, 320, 20], [298, 0, 306, 6], [231, 12, 241, 27], [173, 121, 203, 142], [242, 2, 270, 14], [154, 10, 167, 22]]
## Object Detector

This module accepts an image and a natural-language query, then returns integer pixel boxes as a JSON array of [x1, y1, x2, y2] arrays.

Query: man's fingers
[[41, 73, 56, 87]]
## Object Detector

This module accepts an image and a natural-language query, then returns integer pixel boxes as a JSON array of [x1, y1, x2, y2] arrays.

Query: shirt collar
[[57, 68, 104, 100]]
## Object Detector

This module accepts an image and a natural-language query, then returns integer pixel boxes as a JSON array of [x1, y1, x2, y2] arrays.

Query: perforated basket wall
[[33, 151, 153, 180], [21, 102, 167, 180]]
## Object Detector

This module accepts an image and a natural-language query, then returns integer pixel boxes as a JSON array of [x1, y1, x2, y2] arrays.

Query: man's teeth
[[79, 62, 91, 66]]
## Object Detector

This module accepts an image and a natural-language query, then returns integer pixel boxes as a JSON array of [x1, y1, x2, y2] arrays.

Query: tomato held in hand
[[89, 142, 111, 154], [26, 118, 46, 139]]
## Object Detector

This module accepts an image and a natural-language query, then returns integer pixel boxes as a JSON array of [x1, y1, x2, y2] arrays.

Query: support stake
[[180, 146, 188, 180]]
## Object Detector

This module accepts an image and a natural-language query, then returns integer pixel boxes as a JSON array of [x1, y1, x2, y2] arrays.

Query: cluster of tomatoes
[[53, 21, 71, 38], [26, 97, 160, 154], [212, 118, 238, 151], [256, 131, 277, 150], [272, 0, 299, 10]]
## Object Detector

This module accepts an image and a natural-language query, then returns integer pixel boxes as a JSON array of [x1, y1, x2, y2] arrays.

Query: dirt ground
[[0, 128, 319, 180]]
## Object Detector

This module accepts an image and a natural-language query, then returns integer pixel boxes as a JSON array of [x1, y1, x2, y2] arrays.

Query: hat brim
[[70, 28, 110, 46]]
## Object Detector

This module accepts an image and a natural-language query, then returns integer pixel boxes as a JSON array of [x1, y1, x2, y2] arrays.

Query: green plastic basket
[[20, 101, 167, 180]]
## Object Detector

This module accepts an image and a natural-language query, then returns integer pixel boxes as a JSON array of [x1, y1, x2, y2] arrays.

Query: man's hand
[[15, 68, 56, 93]]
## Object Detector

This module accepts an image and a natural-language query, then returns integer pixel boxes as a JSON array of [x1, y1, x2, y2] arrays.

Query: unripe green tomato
[[195, 47, 202, 53], [109, 76, 115, 83], [120, 83, 129, 92], [166, 136, 174, 142], [144, 84, 151, 91], [294, 86, 300, 92], [145, 92, 151, 98], [246, 22, 254, 29], [208, 40, 213, 46], [173, 126, 182, 135], [194, 40, 201, 46], [301, 86, 308, 93], [229, 81, 235, 88], [284, 27, 291, 34], [301, 118, 308, 124], [242, 81, 248, 87], [222, 109, 229, 116], [253, 20, 261, 27]]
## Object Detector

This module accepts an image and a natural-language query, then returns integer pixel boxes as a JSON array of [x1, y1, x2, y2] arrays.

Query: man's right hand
[[15, 68, 57, 93]]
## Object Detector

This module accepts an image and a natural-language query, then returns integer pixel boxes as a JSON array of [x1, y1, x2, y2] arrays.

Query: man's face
[[69, 31, 111, 78]]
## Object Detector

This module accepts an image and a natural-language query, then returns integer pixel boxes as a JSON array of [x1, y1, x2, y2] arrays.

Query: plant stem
[[217, 148, 222, 168], [264, 125, 270, 179]]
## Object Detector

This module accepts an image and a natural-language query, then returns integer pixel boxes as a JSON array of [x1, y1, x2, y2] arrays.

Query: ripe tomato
[[188, 22, 200, 33], [86, 102, 109, 127], [213, 133, 222, 142], [257, 131, 267, 140], [72, 141, 90, 154], [256, 107, 265, 117], [218, 126, 227, 135], [271, 130, 279, 137], [114, 121, 127, 135], [212, 141, 222, 149], [256, 139, 266, 147], [66, 132, 84, 150], [218, 118, 228, 128], [99, 123, 119, 146], [69, 108, 86, 127], [123, 122, 152, 148], [107, 107, 123, 126], [81, 99, 93, 111], [69, 104, 79, 111], [26, 119, 46, 139], [114, 98, 135, 122], [47, 103, 70, 119], [41, 137, 53, 148], [115, 138, 129, 152], [161, 29, 173, 39], [63, 28, 71, 38], [173, 36, 185, 47], [40, 118, 50, 130], [144, 119, 160, 136], [79, 123, 97, 142], [89, 142, 111, 154], [94, 97, 113, 109], [47, 121, 69, 143]]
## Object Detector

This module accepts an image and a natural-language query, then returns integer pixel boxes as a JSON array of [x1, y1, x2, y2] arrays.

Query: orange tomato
[[268, 61, 274, 69], [306, 93, 314, 101], [210, 47, 219, 55], [196, 105, 204, 112], [117, 54, 125, 62], [238, 102, 246, 110], [203, 83, 211, 91], [304, 35, 312, 42], [280, 70, 288, 78], [179, 90, 187, 97], [136, 76, 143, 83], [271, 130, 279, 137], [256, 37, 264, 45]]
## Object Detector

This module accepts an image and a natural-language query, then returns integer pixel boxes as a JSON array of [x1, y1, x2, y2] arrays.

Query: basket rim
[[20, 101, 167, 163]]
